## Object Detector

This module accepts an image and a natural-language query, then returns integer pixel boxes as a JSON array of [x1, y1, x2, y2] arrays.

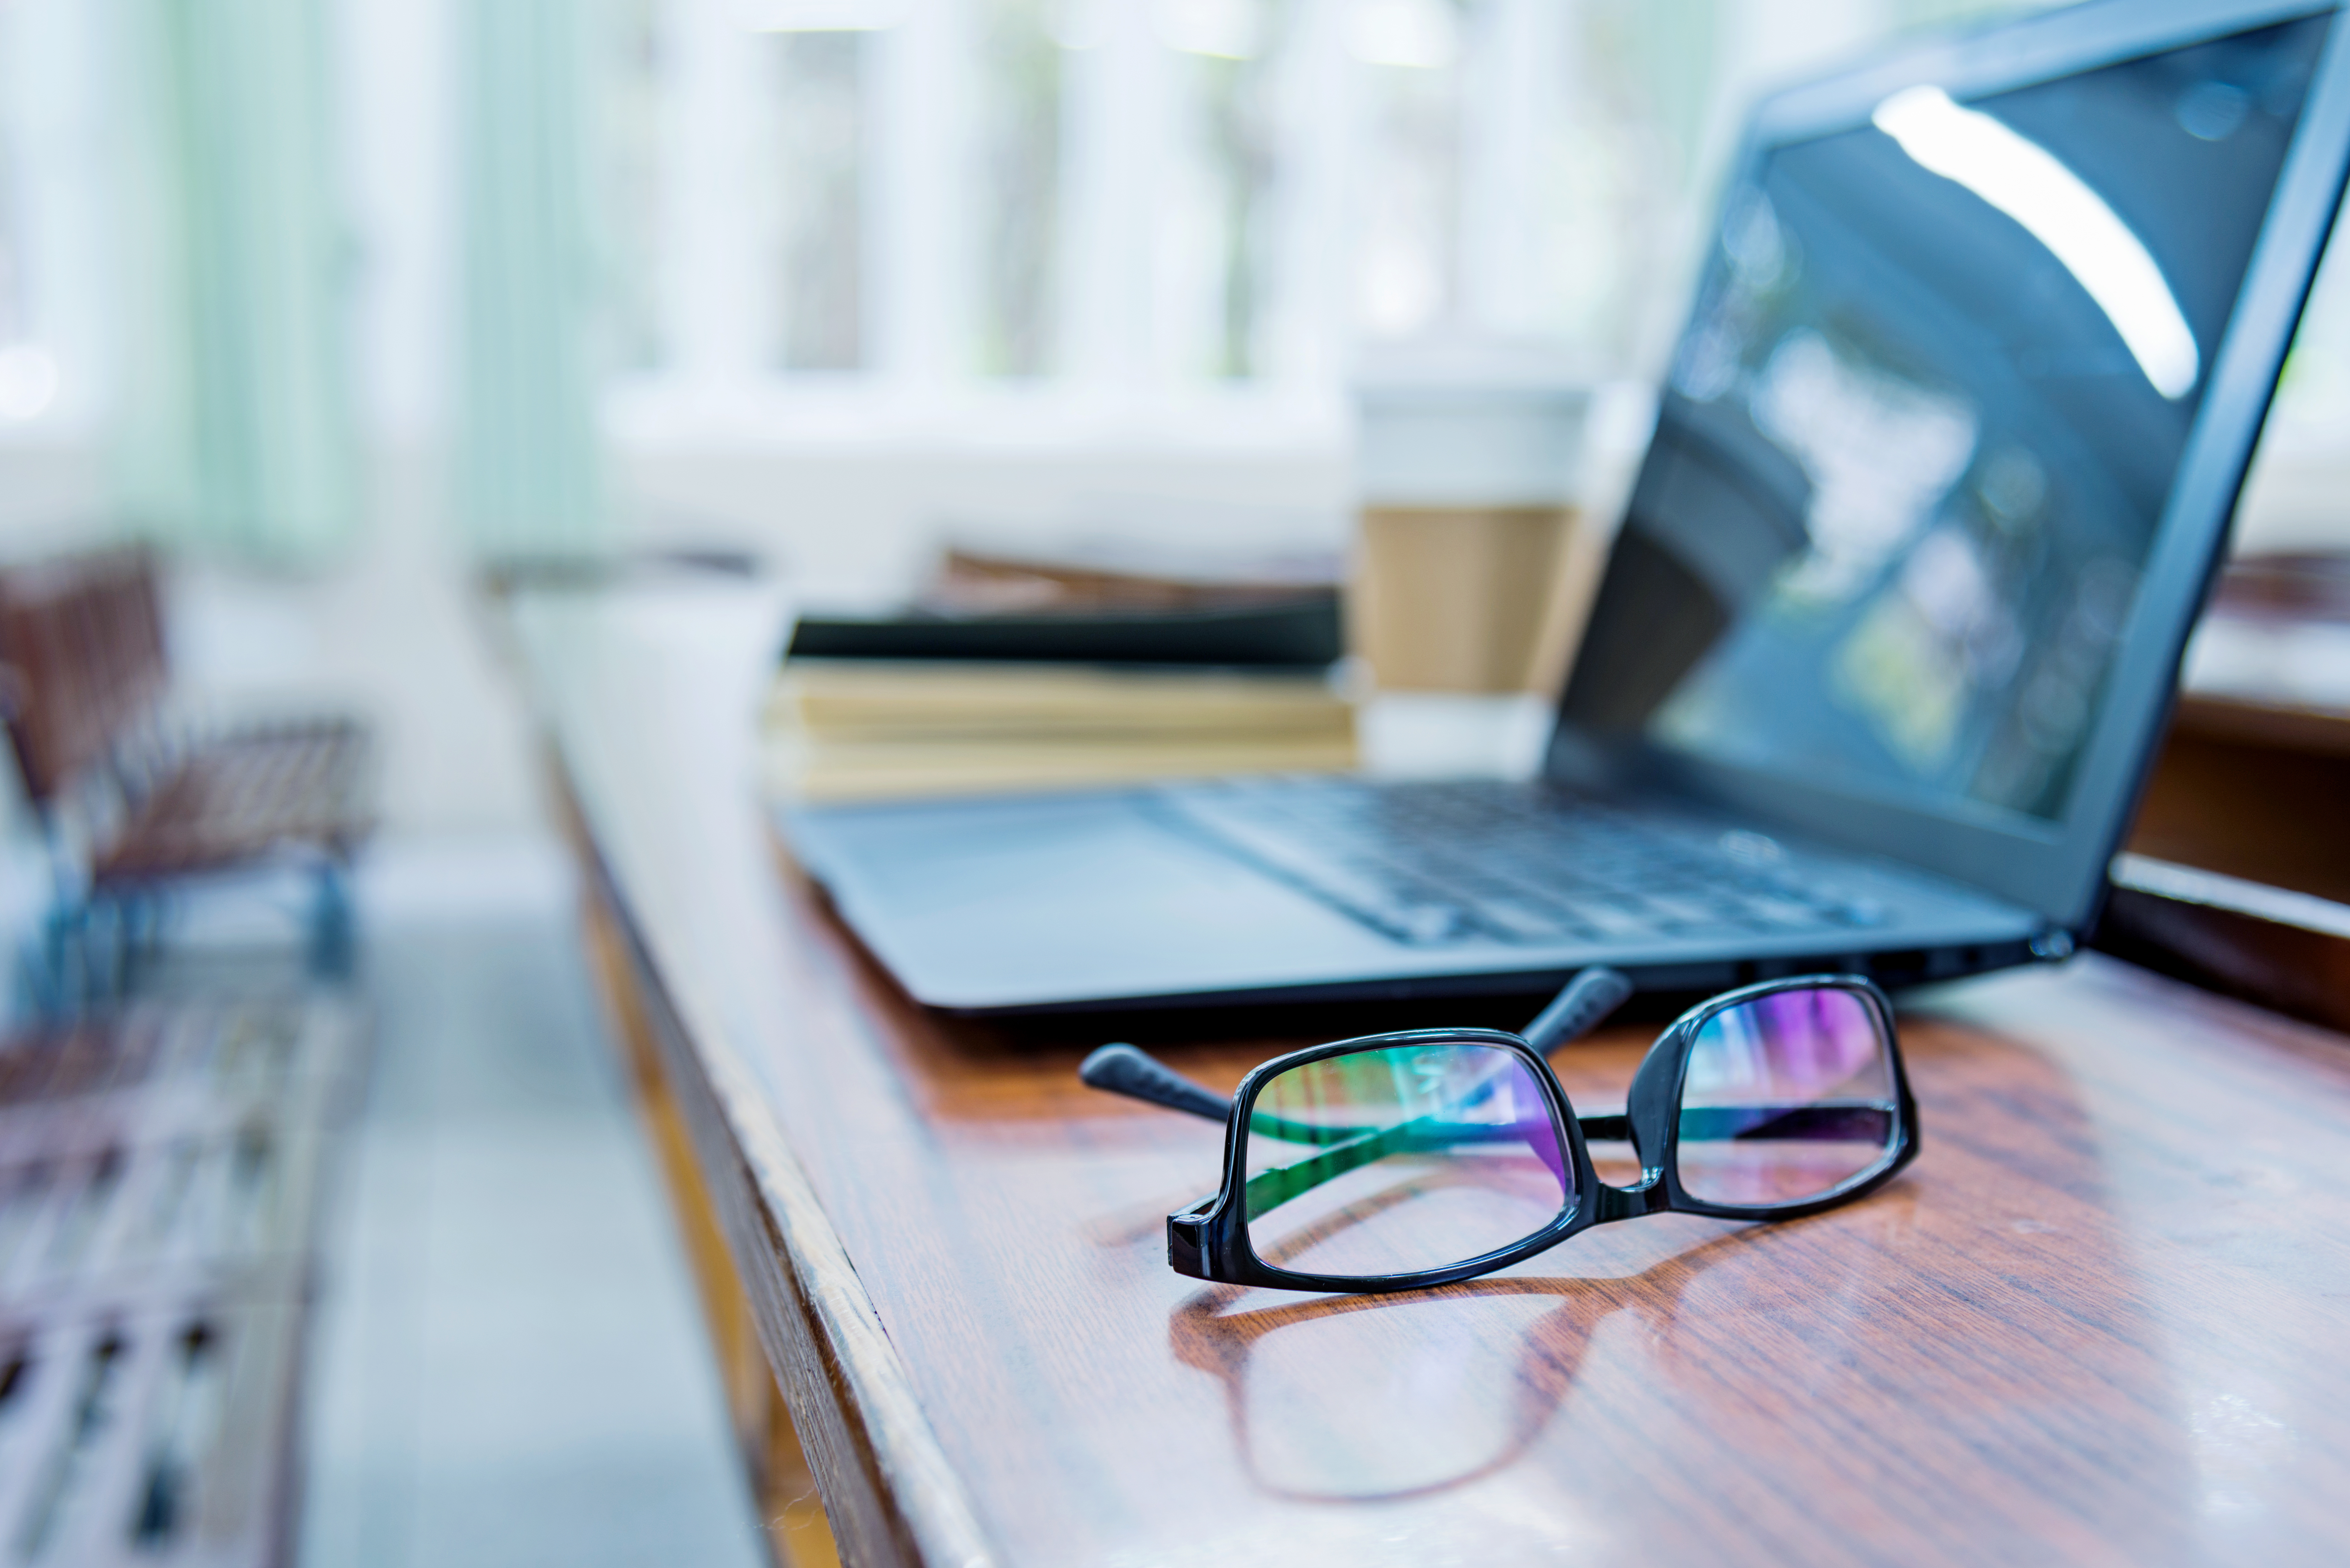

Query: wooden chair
[[0, 546, 374, 994]]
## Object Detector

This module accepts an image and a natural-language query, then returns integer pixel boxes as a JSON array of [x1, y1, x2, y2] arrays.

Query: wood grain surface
[[516, 583, 2350, 1568]]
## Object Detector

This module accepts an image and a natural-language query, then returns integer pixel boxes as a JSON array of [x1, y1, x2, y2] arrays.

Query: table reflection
[[1164, 1016, 2207, 1561], [1169, 1222, 1762, 1502]]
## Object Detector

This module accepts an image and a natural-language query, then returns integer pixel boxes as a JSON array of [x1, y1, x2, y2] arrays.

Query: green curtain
[[112, 0, 358, 565], [1898, 0, 2057, 30], [455, 0, 607, 561], [1589, 0, 1723, 192]]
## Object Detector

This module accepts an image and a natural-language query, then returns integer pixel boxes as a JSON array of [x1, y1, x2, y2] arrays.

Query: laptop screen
[[1558, 14, 2332, 825]]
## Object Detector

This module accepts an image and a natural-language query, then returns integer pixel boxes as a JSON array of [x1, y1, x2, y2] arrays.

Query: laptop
[[785, 0, 2350, 1016]]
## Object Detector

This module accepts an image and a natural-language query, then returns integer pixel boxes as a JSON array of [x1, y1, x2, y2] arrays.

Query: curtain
[[454, 0, 607, 561], [112, 0, 358, 565]]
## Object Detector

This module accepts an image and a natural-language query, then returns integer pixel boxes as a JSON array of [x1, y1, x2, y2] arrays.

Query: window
[[607, 0, 674, 372], [0, 0, 98, 432], [606, 0, 2088, 434], [972, 0, 1064, 375], [1353, 1, 1465, 338], [0, 56, 41, 419], [766, 27, 873, 370]]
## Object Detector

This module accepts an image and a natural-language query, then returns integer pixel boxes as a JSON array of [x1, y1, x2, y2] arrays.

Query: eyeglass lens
[[1674, 986, 1900, 1209], [1243, 1044, 1573, 1280]]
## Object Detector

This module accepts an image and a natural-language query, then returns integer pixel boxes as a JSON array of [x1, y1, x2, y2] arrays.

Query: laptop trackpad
[[786, 792, 1399, 1011]]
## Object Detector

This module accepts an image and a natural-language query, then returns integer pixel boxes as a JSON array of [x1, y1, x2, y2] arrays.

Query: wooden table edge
[[2098, 851, 2350, 1034], [559, 774, 1002, 1568]]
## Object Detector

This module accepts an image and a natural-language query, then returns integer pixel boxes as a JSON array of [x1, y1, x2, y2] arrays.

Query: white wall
[[619, 437, 1350, 599]]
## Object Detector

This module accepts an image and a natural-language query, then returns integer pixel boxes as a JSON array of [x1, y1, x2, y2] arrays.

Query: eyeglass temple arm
[[1521, 966, 1635, 1055], [1077, 1043, 1232, 1122], [1079, 966, 1637, 1124]]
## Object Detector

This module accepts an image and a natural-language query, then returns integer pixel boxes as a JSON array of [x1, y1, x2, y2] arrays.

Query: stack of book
[[764, 543, 1358, 802]]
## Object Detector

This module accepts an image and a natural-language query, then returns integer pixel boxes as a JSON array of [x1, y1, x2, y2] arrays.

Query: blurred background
[[1, 3, 2348, 1563], [0, 0, 2341, 853]]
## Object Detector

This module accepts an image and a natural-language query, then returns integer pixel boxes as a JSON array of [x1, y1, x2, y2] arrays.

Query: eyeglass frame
[[1163, 973, 1920, 1295]]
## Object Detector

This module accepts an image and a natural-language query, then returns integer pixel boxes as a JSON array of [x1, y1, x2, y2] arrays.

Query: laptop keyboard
[[1151, 778, 1891, 947]]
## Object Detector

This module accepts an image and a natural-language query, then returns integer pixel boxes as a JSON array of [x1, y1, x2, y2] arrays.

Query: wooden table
[[513, 582, 2350, 1568]]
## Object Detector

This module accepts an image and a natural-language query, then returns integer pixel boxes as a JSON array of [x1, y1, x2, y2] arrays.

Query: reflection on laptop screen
[[1560, 16, 2331, 823]]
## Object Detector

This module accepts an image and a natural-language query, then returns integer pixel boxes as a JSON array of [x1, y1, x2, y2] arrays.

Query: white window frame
[[0, 0, 111, 444]]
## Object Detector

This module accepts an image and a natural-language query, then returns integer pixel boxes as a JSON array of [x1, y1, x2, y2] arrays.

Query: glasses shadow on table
[[1164, 1207, 1891, 1505]]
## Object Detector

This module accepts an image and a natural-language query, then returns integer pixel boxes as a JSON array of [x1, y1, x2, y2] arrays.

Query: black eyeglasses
[[1081, 969, 1919, 1294]]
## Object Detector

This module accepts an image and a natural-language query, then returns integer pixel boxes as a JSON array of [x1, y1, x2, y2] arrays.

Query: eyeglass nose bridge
[[1588, 1169, 1671, 1223]]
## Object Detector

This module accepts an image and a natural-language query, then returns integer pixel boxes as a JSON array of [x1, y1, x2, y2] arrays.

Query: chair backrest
[[0, 547, 171, 806]]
